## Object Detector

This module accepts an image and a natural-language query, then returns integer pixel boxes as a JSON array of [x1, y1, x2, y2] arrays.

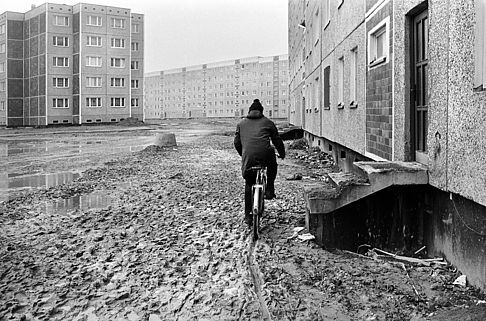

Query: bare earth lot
[[0, 119, 485, 320]]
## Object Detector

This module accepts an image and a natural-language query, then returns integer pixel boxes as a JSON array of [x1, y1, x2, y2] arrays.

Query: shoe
[[244, 214, 253, 227], [264, 193, 276, 200]]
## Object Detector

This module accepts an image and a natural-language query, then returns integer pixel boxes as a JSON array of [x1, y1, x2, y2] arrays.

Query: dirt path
[[0, 121, 485, 320]]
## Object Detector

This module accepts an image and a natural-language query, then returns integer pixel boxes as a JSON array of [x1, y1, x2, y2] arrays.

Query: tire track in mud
[[247, 238, 272, 321]]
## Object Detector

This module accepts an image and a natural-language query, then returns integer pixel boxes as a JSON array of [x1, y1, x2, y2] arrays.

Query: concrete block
[[154, 133, 177, 147]]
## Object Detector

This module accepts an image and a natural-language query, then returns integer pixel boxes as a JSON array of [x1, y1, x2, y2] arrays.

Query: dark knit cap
[[249, 99, 264, 112]]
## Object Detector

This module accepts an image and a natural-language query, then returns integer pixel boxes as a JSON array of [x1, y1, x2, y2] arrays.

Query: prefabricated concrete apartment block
[[289, 0, 486, 290], [0, 3, 144, 126]]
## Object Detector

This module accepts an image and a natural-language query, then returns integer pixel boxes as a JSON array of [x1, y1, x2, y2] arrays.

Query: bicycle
[[249, 165, 267, 241]]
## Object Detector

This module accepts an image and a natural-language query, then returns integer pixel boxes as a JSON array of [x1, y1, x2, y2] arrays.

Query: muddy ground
[[0, 119, 485, 320]]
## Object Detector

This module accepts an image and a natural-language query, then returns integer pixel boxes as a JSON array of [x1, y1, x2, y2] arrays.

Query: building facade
[[144, 55, 289, 120], [0, 2, 144, 127], [289, 0, 486, 290]]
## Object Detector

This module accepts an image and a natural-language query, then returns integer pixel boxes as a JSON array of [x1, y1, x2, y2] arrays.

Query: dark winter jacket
[[234, 110, 286, 178]]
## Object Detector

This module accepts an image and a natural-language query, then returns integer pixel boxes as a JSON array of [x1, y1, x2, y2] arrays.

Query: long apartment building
[[144, 55, 289, 120], [0, 3, 144, 127], [289, 0, 486, 290]]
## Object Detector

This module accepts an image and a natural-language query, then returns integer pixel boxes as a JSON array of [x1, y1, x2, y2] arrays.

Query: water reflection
[[0, 171, 82, 202], [42, 191, 112, 215]]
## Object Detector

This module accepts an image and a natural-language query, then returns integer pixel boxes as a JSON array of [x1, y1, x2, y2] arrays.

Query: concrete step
[[304, 161, 428, 215]]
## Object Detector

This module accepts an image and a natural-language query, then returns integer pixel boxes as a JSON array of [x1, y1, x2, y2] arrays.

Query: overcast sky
[[3, 0, 288, 72]]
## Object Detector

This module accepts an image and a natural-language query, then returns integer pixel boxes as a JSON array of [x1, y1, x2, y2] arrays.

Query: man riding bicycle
[[234, 99, 286, 227]]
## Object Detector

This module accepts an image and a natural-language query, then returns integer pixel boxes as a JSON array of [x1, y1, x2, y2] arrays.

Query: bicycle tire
[[253, 211, 259, 241]]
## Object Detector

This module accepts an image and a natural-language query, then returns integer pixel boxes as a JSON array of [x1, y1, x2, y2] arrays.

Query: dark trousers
[[244, 162, 277, 215]]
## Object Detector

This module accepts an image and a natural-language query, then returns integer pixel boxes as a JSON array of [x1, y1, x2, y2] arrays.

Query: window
[[86, 77, 102, 87], [0, 101, 5, 111], [111, 38, 125, 48], [323, 66, 330, 109], [313, 9, 320, 45], [86, 56, 102, 67], [131, 79, 139, 88], [87, 36, 102, 47], [132, 23, 140, 33], [0, 43, 5, 53], [475, 0, 486, 90], [350, 47, 358, 107], [0, 62, 5, 73], [86, 97, 102, 107], [131, 98, 139, 107], [131, 61, 139, 70], [323, 0, 331, 29], [52, 98, 69, 108], [53, 77, 69, 88], [0, 24, 5, 34], [0, 81, 5, 91], [111, 97, 125, 107], [110, 77, 125, 87], [54, 15, 69, 26], [53, 57, 69, 67], [368, 17, 389, 67], [337, 56, 344, 107], [87, 15, 102, 26], [131, 42, 139, 51], [53, 36, 69, 47], [111, 58, 125, 68], [111, 18, 125, 29]]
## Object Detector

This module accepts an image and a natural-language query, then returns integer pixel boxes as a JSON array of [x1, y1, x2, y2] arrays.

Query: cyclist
[[234, 99, 286, 226]]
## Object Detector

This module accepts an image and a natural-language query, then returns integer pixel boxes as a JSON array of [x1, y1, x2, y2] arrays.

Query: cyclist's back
[[234, 99, 285, 226]]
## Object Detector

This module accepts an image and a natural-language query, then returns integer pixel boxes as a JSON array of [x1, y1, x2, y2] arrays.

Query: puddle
[[0, 171, 82, 203], [41, 191, 113, 215]]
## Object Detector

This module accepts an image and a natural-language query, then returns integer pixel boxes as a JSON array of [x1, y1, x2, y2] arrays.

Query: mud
[[0, 119, 485, 320]]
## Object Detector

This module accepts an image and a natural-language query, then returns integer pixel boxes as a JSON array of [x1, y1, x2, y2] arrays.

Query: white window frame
[[132, 23, 140, 33], [86, 77, 102, 87], [111, 58, 126, 68], [87, 36, 102, 47], [131, 42, 139, 51], [0, 62, 5, 73], [52, 77, 69, 88], [0, 81, 5, 91], [53, 36, 69, 47], [86, 97, 102, 107], [131, 60, 139, 70], [131, 79, 139, 89], [54, 15, 69, 26], [87, 15, 102, 26], [0, 24, 5, 34], [474, 0, 486, 90], [323, 0, 331, 29], [53, 57, 69, 67], [111, 97, 125, 107], [338, 56, 344, 107], [0, 43, 6, 53], [111, 18, 125, 29], [111, 38, 126, 48], [131, 98, 139, 107], [0, 101, 5, 111], [52, 98, 69, 108], [110, 77, 125, 87], [313, 8, 320, 46], [350, 47, 358, 107], [368, 17, 390, 68], [86, 56, 102, 67]]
